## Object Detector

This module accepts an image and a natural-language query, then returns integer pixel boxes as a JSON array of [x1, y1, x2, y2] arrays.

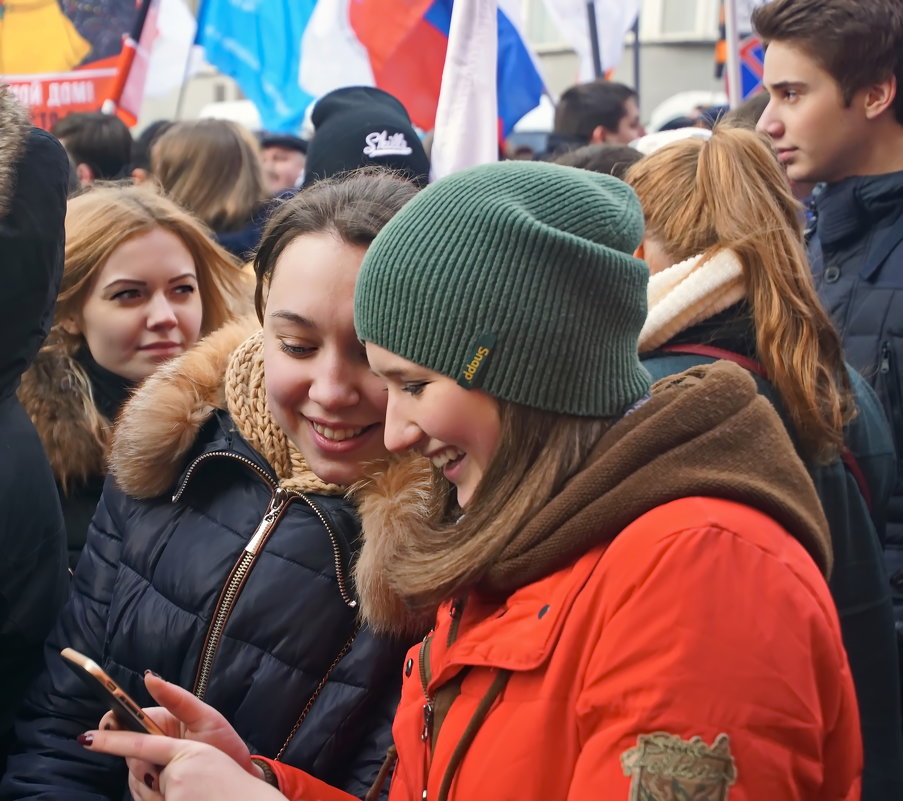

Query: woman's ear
[[59, 317, 81, 336]]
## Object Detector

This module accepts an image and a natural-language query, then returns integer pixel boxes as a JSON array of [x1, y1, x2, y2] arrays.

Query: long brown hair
[[362, 403, 611, 616], [151, 119, 269, 233], [626, 125, 854, 462]]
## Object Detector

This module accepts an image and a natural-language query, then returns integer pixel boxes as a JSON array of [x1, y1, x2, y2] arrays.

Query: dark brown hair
[[553, 143, 643, 179], [51, 111, 133, 180], [753, 0, 903, 124], [151, 119, 269, 233], [554, 80, 637, 139], [253, 168, 420, 319]]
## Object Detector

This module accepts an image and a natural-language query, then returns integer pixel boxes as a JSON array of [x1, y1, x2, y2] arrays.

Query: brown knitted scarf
[[224, 331, 344, 496], [479, 361, 832, 596], [355, 361, 832, 635]]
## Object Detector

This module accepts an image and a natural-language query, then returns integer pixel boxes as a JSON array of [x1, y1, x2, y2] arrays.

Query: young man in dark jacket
[[0, 88, 70, 771], [755, 0, 903, 635]]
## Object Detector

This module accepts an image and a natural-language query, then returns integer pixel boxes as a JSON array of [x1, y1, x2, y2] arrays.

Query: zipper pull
[[880, 342, 891, 374], [421, 701, 434, 742], [245, 488, 288, 554]]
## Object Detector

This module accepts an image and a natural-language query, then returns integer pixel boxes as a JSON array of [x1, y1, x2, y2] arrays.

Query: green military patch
[[621, 731, 737, 800]]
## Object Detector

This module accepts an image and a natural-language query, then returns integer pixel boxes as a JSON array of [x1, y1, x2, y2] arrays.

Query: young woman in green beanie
[[82, 161, 861, 801]]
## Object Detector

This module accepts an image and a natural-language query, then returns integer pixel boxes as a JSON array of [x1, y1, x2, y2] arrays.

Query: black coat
[[807, 171, 903, 618], [0, 409, 406, 799], [0, 118, 70, 773]]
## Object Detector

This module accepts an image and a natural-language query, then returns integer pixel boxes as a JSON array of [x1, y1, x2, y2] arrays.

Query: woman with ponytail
[[627, 124, 902, 801]]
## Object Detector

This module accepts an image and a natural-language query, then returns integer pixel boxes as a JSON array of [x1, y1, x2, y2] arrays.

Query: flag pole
[[631, 13, 640, 104], [101, 0, 155, 115], [724, 0, 742, 107], [586, 1, 603, 79]]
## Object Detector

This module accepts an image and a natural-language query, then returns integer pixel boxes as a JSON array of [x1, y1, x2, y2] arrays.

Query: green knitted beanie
[[355, 160, 651, 417]]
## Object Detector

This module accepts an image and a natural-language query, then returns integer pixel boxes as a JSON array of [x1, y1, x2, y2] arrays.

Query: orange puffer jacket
[[270, 495, 861, 801]]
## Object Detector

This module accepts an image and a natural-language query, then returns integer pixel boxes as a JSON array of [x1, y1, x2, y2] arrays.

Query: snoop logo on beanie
[[457, 334, 497, 389]]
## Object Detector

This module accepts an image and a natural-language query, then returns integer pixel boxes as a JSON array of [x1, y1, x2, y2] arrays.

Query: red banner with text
[[0, 0, 140, 128]]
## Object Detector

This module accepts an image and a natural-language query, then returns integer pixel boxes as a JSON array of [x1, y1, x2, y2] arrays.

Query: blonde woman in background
[[19, 183, 250, 569]]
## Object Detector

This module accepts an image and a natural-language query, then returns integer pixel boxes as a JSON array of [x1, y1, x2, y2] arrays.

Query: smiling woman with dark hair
[[1, 170, 420, 801]]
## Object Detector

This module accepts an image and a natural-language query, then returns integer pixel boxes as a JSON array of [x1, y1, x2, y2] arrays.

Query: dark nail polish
[[76, 733, 94, 746], [143, 669, 161, 678], [144, 773, 154, 789]]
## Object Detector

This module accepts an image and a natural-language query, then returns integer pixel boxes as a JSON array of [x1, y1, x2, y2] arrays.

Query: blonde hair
[[626, 125, 854, 462], [54, 182, 251, 353], [151, 119, 268, 233]]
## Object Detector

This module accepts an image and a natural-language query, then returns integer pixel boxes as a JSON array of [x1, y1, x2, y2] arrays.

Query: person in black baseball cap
[[258, 132, 308, 195], [302, 86, 430, 189]]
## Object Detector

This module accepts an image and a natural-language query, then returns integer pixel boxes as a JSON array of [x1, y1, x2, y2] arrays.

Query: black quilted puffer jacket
[[0, 406, 407, 800]]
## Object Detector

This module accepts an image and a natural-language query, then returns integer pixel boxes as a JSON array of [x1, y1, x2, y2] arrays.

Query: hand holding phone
[[60, 648, 165, 735]]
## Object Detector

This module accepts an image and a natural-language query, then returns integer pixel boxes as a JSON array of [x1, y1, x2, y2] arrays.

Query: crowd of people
[[1, 0, 901, 799]]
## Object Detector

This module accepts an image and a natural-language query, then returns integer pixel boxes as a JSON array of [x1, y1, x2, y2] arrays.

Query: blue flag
[[196, 0, 317, 131]]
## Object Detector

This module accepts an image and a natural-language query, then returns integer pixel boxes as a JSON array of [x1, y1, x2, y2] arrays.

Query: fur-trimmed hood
[[110, 317, 260, 499], [1, 88, 69, 397], [19, 347, 111, 493], [0, 86, 29, 218]]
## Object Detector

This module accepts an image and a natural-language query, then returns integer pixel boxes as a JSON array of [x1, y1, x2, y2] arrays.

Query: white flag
[[542, 0, 641, 80], [298, 0, 375, 98], [429, 0, 499, 181]]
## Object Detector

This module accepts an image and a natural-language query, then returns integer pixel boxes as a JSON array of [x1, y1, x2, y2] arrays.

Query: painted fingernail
[[144, 773, 155, 789], [77, 733, 94, 746], [144, 669, 161, 678]]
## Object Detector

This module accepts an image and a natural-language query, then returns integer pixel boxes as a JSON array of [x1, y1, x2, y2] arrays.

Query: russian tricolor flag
[[198, 0, 545, 142], [350, 0, 544, 137]]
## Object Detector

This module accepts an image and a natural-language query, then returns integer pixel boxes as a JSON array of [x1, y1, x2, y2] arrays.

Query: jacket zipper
[[447, 598, 465, 647], [275, 622, 361, 759], [173, 450, 274, 504], [419, 632, 434, 801], [194, 485, 293, 700], [294, 494, 358, 608], [418, 600, 466, 800], [178, 450, 357, 706]]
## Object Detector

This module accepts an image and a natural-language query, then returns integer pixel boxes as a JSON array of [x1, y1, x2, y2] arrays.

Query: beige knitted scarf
[[638, 249, 746, 353], [223, 331, 344, 496]]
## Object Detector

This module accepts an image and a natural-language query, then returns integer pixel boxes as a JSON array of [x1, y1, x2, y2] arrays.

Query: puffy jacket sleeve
[[260, 758, 358, 801], [0, 477, 132, 801], [567, 501, 862, 801]]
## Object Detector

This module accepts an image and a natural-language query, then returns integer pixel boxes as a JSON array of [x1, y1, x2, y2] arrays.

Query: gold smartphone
[[60, 648, 166, 735]]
